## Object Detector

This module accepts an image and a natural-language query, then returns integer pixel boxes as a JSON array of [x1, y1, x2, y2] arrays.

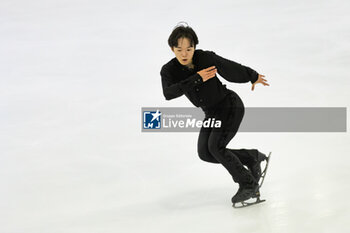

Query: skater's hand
[[251, 74, 269, 91], [197, 66, 217, 82]]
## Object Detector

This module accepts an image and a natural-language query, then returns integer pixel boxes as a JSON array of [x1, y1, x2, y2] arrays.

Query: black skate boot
[[231, 181, 265, 208], [248, 151, 271, 188]]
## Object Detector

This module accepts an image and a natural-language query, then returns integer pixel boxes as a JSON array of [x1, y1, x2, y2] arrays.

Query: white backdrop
[[1, 0, 349, 232]]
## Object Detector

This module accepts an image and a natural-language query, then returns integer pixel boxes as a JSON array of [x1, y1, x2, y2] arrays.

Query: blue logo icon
[[143, 110, 161, 129]]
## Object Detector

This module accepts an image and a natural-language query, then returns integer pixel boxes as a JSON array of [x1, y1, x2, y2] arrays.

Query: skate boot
[[231, 181, 259, 203], [231, 180, 265, 208], [248, 151, 271, 188]]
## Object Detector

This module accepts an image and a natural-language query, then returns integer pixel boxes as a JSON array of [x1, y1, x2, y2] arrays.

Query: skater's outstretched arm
[[207, 50, 259, 84], [160, 65, 203, 100], [207, 50, 269, 91]]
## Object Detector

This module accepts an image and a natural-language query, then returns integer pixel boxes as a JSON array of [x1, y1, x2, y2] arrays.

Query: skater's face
[[171, 37, 195, 67]]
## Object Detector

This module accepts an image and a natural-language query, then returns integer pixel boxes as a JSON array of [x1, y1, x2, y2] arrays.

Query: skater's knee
[[197, 146, 219, 163], [198, 153, 219, 163]]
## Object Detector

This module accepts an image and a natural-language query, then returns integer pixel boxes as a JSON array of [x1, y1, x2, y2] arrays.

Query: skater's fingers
[[205, 66, 216, 71], [207, 73, 216, 79], [207, 69, 217, 76]]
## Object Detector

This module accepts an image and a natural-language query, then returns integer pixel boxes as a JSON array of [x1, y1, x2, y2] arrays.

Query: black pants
[[198, 90, 258, 185]]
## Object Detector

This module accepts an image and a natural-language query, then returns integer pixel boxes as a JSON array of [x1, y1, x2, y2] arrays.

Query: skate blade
[[232, 197, 266, 208], [259, 152, 272, 188]]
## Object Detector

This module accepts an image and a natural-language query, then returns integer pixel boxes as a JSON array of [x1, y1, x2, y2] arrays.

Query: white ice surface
[[1, 0, 350, 232]]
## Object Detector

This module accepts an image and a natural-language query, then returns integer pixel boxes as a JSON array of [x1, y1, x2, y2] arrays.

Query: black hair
[[168, 22, 199, 49]]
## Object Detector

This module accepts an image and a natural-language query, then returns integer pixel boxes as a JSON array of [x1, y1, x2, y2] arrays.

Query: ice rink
[[1, 0, 349, 232]]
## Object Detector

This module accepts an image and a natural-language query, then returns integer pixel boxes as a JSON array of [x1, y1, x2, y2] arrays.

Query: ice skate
[[231, 181, 265, 208], [249, 151, 271, 188]]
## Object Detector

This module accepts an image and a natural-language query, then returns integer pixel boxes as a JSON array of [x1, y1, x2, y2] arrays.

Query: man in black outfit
[[160, 24, 270, 205]]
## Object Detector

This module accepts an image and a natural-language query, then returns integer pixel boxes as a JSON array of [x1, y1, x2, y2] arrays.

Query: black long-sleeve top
[[160, 49, 259, 109]]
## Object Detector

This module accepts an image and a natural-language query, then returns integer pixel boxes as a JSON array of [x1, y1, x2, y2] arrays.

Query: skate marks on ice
[[233, 152, 272, 209]]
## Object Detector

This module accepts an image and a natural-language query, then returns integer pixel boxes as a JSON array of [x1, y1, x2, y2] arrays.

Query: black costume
[[160, 49, 262, 189]]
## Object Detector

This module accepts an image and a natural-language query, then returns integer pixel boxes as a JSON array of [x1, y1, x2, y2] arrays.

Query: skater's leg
[[221, 92, 263, 169], [228, 148, 269, 183], [197, 123, 258, 166], [226, 149, 259, 167], [197, 117, 220, 163], [207, 93, 256, 185], [197, 116, 257, 165]]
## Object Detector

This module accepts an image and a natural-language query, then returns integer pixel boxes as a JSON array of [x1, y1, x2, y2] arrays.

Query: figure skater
[[160, 23, 270, 207]]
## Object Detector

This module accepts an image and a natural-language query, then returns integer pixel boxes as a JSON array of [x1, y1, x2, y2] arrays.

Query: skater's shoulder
[[196, 48, 215, 54], [194, 48, 211, 56], [160, 58, 177, 72], [195, 49, 217, 59]]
